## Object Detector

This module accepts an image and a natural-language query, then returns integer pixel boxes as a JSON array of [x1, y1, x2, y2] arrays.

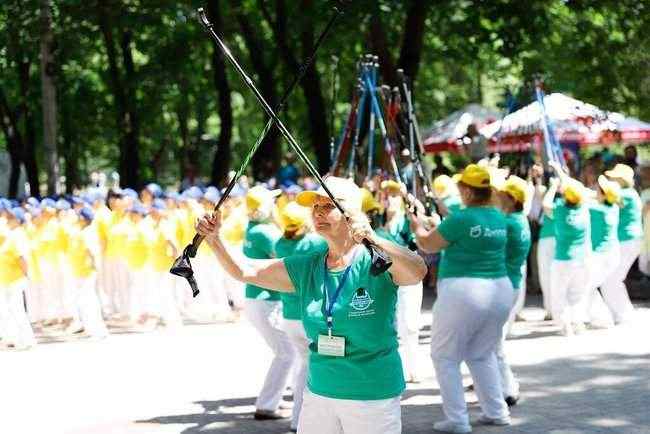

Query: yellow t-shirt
[[38, 218, 62, 263], [148, 219, 176, 272], [25, 223, 44, 283], [105, 213, 129, 259], [221, 205, 247, 246], [66, 225, 96, 278], [124, 218, 151, 270], [0, 228, 27, 286]]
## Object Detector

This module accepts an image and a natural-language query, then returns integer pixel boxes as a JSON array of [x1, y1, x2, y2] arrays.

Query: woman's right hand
[[196, 210, 223, 242]]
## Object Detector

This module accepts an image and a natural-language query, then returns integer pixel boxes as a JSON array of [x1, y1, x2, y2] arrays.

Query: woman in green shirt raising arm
[[409, 164, 513, 433], [196, 176, 427, 434]]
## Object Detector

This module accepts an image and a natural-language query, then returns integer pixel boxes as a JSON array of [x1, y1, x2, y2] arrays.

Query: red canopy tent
[[480, 93, 650, 153], [422, 104, 499, 153]]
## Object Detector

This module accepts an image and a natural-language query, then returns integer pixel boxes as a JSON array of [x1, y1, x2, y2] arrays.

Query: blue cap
[[79, 206, 95, 222], [145, 183, 163, 198], [28, 207, 42, 218], [9, 199, 19, 208], [87, 188, 105, 204], [128, 202, 148, 216], [203, 186, 221, 203], [283, 184, 303, 195], [182, 186, 203, 200], [0, 198, 11, 211], [26, 197, 40, 207], [40, 198, 57, 210], [122, 188, 138, 200], [10, 207, 26, 224], [152, 198, 167, 210], [165, 192, 180, 201], [55, 199, 71, 211], [71, 196, 85, 205]]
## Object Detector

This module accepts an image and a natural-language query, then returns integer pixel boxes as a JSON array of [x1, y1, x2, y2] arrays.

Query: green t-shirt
[[437, 206, 508, 279], [505, 211, 531, 290], [442, 195, 463, 216], [553, 200, 588, 261], [618, 188, 643, 242], [275, 233, 328, 320], [589, 203, 619, 253], [243, 221, 281, 300], [375, 214, 415, 249], [283, 247, 405, 400], [539, 198, 561, 239]]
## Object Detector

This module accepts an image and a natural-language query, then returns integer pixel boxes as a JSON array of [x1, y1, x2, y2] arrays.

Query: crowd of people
[[1, 147, 648, 433]]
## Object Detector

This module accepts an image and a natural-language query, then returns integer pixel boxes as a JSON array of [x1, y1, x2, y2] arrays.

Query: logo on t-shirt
[[470, 225, 482, 238], [469, 225, 506, 238], [348, 288, 375, 318]]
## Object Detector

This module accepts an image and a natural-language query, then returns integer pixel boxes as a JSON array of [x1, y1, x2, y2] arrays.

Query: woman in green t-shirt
[[410, 164, 512, 433], [275, 201, 327, 431], [543, 165, 591, 336], [196, 176, 427, 434], [582, 175, 620, 328], [241, 185, 295, 421], [376, 180, 423, 384], [601, 164, 642, 323]]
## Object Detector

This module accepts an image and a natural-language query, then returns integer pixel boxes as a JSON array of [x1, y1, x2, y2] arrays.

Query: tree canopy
[[1, 0, 648, 196]]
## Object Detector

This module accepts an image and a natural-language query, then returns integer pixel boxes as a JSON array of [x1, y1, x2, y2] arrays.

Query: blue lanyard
[[323, 250, 357, 335]]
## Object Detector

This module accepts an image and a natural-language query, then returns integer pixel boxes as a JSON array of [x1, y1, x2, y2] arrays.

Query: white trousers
[[298, 390, 401, 434], [101, 258, 132, 317], [281, 318, 310, 430], [71, 274, 109, 337], [129, 268, 159, 319], [0, 279, 36, 348], [550, 259, 589, 328], [396, 282, 423, 381], [536, 238, 555, 313], [24, 280, 45, 324], [600, 239, 640, 323], [580, 249, 619, 325], [152, 271, 183, 327], [190, 255, 231, 320], [496, 290, 519, 398], [243, 299, 295, 412], [39, 259, 67, 321], [431, 277, 511, 426]]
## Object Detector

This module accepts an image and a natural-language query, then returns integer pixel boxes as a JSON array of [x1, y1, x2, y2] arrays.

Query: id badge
[[317, 334, 345, 357]]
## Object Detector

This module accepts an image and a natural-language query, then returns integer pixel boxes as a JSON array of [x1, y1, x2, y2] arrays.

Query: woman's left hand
[[347, 212, 376, 244]]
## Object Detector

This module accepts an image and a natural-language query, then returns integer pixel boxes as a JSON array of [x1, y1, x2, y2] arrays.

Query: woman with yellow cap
[[241, 185, 296, 420], [410, 164, 512, 432], [433, 175, 462, 217], [376, 179, 424, 384], [275, 201, 327, 431], [543, 164, 591, 336], [495, 175, 532, 406], [196, 176, 427, 434], [601, 164, 643, 323], [580, 175, 621, 327]]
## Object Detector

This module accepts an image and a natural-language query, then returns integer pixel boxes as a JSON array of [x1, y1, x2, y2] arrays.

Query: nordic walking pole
[[171, 3, 347, 296], [196, 6, 392, 277]]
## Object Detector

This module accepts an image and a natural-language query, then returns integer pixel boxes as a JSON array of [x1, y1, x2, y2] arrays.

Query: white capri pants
[[0, 279, 36, 348], [550, 258, 588, 328], [298, 389, 401, 434], [536, 237, 555, 314], [281, 318, 310, 430], [600, 239, 641, 323], [244, 298, 295, 412], [431, 277, 512, 426], [396, 282, 423, 381]]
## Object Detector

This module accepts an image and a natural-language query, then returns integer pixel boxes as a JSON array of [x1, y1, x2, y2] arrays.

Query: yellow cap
[[296, 176, 362, 213], [452, 173, 462, 183], [605, 163, 635, 187], [361, 188, 382, 213], [563, 178, 586, 205], [458, 164, 491, 189], [380, 180, 401, 192], [597, 175, 621, 204], [433, 175, 453, 198], [501, 176, 529, 204], [246, 186, 281, 211], [279, 201, 310, 230]]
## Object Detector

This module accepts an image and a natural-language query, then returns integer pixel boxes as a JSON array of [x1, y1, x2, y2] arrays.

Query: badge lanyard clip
[[323, 250, 358, 336]]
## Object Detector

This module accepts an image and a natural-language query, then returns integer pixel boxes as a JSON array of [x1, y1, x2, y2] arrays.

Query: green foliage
[[1, 0, 648, 190]]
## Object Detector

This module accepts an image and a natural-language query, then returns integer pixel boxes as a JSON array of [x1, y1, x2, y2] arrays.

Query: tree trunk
[[368, 5, 397, 86], [97, 1, 140, 189], [206, 1, 233, 187], [17, 58, 39, 197], [60, 100, 80, 193], [119, 29, 140, 188], [0, 87, 23, 198], [397, 1, 429, 82], [40, 0, 59, 195], [236, 10, 281, 179]]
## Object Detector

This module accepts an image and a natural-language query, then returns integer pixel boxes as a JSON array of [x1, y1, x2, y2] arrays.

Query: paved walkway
[[2, 296, 649, 434]]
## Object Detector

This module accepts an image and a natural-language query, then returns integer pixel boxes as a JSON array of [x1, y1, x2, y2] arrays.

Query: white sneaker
[[477, 414, 511, 426], [433, 420, 472, 433], [560, 324, 574, 337]]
